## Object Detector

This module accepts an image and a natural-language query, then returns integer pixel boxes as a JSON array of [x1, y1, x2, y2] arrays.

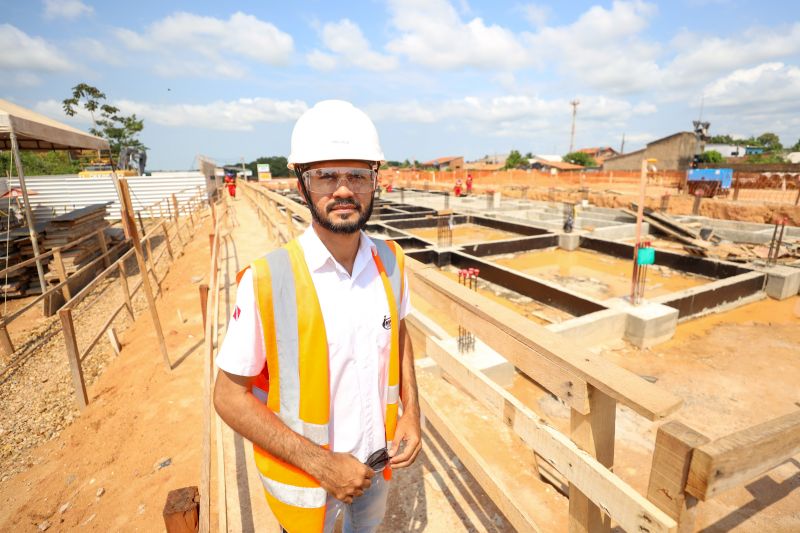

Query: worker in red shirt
[[466, 174, 473, 195], [454, 179, 462, 197]]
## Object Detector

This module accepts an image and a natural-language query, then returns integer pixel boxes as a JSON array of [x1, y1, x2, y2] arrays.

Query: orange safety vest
[[242, 237, 404, 533]]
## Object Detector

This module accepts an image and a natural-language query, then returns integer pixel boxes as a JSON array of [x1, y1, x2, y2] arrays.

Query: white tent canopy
[[0, 98, 109, 151]]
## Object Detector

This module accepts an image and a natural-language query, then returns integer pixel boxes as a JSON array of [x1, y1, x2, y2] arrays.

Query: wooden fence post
[[646, 421, 710, 533], [117, 260, 135, 320], [119, 179, 171, 369], [52, 248, 72, 300], [161, 221, 174, 261], [96, 229, 111, 268], [59, 308, 88, 409], [0, 310, 15, 362], [199, 284, 209, 332], [172, 193, 180, 222], [568, 386, 616, 533]]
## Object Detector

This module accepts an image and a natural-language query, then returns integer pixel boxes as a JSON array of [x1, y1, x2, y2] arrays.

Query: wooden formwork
[[226, 181, 800, 532]]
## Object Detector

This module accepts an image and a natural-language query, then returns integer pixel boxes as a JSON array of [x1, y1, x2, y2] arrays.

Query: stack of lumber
[[43, 204, 111, 286], [0, 225, 48, 298]]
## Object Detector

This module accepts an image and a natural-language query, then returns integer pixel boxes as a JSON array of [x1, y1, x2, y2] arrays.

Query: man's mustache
[[326, 199, 360, 213]]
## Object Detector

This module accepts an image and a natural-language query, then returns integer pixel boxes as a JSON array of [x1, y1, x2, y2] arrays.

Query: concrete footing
[[605, 299, 679, 348], [761, 265, 800, 300], [558, 232, 581, 251]]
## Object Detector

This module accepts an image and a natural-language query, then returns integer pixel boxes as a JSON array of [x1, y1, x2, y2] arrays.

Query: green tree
[[0, 150, 80, 176], [790, 139, 800, 152], [62, 83, 145, 158], [563, 151, 598, 167], [756, 132, 782, 152], [246, 156, 289, 178], [746, 153, 785, 164], [699, 150, 724, 163], [504, 149, 526, 169]]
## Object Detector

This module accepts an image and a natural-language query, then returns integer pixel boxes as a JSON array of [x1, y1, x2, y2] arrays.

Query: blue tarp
[[688, 168, 733, 188]]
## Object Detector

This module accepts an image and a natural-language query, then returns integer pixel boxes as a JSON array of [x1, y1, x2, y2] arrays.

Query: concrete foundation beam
[[762, 265, 800, 300], [605, 299, 679, 348], [547, 308, 628, 346]]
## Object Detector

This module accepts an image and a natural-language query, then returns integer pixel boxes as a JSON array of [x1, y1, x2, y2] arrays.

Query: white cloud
[[72, 37, 123, 66], [313, 19, 397, 72], [115, 12, 294, 78], [369, 94, 653, 132], [704, 63, 800, 111], [34, 99, 93, 124], [306, 50, 337, 71], [518, 4, 551, 27], [114, 98, 308, 131], [0, 24, 73, 73], [386, 0, 531, 70], [526, 1, 662, 93], [43, 0, 93, 20]]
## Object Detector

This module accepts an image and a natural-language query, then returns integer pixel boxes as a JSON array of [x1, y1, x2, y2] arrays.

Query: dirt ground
[[2, 193, 798, 532]]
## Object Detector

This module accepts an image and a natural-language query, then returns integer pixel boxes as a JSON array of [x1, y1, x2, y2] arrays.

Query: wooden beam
[[686, 410, 800, 500], [410, 261, 682, 421], [59, 308, 88, 409], [425, 337, 677, 533], [163, 486, 199, 533], [647, 421, 710, 532], [569, 386, 616, 533]]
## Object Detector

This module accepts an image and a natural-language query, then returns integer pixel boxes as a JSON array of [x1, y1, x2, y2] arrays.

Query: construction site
[[1, 93, 800, 533]]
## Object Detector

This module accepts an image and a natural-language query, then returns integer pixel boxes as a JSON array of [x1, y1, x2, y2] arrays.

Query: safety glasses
[[365, 448, 389, 472], [301, 167, 377, 194]]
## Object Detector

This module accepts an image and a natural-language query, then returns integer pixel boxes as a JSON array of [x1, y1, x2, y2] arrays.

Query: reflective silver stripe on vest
[[252, 386, 268, 404], [303, 421, 329, 446], [265, 248, 303, 435], [373, 240, 401, 307], [387, 384, 400, 404], [258, 472, 327, 508]]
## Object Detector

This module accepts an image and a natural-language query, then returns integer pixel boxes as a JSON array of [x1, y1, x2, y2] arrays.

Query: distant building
[[421, 156, 464, 171], [603, 132, 698, 171], [745, 146, 764, 155], [529, 158, 584, 173], [576, 146, 618, 164], [787, 152, 800, 164], [704, 143, 747, 158], [529, 154, 562, 163]]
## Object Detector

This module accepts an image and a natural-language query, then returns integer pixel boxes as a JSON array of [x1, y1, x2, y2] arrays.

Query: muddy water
[[406, 223, 521, 245], [491, 248, 709, 300], [437, 265, 574, 325]]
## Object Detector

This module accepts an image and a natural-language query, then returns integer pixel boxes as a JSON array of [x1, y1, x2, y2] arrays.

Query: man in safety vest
[[214, 100, 421, 533]]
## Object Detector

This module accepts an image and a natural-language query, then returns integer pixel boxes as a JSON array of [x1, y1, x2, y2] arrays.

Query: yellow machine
[[78, 158, 137, 178]]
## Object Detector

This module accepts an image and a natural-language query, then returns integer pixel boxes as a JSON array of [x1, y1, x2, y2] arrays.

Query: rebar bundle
[[631, 240, 651, 305], [437, 216, 453, 248]]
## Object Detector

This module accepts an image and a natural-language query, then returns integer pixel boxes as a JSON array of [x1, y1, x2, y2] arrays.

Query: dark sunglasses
[[365, 448, 389, 472]]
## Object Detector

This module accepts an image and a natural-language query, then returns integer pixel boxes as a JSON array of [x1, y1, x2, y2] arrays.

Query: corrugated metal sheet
[[2, 173, 209, 223]]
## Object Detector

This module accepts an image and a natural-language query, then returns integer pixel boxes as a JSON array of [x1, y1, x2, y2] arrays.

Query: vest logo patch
[[382, 315, 391, 330], [233, 306, 241, 320]]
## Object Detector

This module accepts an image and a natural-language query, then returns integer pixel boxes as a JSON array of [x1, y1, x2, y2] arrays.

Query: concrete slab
[[761, 265, 800, 300], [439, 338, 515, 387]]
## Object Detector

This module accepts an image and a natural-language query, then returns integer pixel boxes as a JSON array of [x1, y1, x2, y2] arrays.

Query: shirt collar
[[299, 225, 377, 277]]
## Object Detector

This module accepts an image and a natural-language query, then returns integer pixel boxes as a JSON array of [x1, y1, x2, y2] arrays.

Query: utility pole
[[569, 99, 580, 153], [620, 132, 626, 155]]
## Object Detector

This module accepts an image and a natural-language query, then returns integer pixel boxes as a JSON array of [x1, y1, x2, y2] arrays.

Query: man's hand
[[315, 452, 374, 504], [389, 410, 421, 468]]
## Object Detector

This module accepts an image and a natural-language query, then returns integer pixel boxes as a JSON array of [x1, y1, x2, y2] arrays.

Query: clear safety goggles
[[301, 167, 377, 194]]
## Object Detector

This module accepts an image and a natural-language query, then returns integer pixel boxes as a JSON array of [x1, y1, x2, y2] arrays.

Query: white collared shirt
[[216, 226, 410, 462]]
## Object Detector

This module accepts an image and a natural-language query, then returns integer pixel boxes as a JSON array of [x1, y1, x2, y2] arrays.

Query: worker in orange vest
[[214, 100, 421, 533]]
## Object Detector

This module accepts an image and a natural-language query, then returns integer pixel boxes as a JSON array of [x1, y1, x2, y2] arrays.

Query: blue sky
[[2, 0, 799, 169]]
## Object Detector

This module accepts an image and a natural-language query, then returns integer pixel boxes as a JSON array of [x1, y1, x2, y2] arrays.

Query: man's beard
[[310, 195, 374, 234]]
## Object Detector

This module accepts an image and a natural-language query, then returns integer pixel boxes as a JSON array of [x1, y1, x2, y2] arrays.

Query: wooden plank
[[161, 220, 174, 261], [52, 249, 71, 300], [96, 229, 110, 268], [647, 421, 710, 532], [410, 262, 682, 420], [686, 410, 800, 500], [107, 327, 121, 356], [569, 387, 616, 533], [163, 486, 199, 533], [425, 337, 677, 533], [0, 308, 15, 361], [59, 308, 88, 409], [419, 369, 545, 533], [79, 302, 126, 362]]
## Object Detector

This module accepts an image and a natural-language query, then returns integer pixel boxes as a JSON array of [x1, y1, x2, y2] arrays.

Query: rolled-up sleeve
[[215, 269, 266, 377]]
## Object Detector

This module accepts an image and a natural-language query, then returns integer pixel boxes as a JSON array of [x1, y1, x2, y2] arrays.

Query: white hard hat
[[288, 100, 384, 168]]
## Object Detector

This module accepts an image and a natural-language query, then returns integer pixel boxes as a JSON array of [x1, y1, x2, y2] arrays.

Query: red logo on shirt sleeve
[[233, 306, 241, 320]]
